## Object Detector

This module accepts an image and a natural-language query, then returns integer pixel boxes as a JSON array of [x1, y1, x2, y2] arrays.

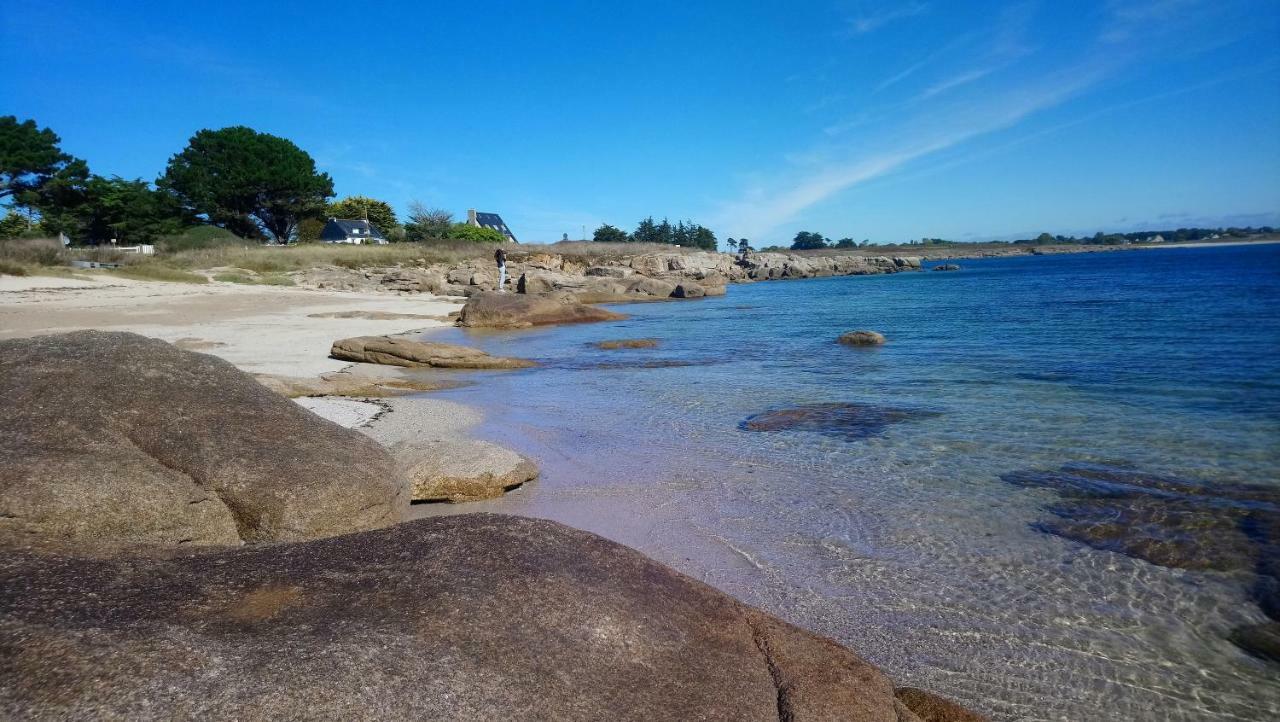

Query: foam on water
[[420, 244, 1280, 720]]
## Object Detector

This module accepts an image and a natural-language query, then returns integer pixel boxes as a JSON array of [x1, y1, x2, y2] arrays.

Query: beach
[[2, 241, 1278, 721]]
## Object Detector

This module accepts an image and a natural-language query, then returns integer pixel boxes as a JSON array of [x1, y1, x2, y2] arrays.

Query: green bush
[[447, 223, 505, 243]]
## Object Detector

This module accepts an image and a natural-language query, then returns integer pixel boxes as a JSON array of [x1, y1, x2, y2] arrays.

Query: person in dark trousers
[[495, 248, 507, 292]]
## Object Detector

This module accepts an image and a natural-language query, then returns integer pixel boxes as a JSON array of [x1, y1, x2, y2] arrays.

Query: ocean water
[[422, 243, 1280, 721]]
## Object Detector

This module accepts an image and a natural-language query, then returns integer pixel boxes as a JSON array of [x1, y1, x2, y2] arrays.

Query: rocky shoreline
[[0, 330, 986, 719], [296, 249, 924, 300]]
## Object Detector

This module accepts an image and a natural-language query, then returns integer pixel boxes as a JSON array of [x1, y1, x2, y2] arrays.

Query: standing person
[[494, 247, 507, 292]]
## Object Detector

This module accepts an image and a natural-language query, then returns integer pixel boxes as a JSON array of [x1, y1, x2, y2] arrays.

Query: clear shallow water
[[423, 244, 1280, 721]]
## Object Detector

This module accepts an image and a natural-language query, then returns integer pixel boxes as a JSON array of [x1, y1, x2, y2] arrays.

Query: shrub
[[447, 223, 505, 243]]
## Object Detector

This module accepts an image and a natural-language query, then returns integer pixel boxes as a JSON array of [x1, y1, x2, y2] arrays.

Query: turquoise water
[[425, 244, 1280, 721]]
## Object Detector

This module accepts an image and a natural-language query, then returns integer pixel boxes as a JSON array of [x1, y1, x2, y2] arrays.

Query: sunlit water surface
[[421, 244, 1280, 721]]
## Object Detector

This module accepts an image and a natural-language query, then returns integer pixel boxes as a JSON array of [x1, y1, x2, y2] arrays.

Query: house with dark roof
[[466, 209, 518, 243], [320, 218, 388, 245]]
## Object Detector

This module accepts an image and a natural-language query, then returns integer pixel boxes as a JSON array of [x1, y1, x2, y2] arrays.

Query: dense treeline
[[0, 116, 504, 246], [768, 227, 1276, 252], [592, 217, 718, 250]]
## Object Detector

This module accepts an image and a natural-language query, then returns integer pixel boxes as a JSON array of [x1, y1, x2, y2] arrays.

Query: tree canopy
[[790, 231, 829, 250], [328, 195, 398, 237], [0, 116, 81, 203], [404, 202, 454, 242], [592, 224, 630, 243], [159, 126, 333, 242]]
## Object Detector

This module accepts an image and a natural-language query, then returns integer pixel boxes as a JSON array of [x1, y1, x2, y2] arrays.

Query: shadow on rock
[[740, 402, 940, 441], [1002, 462, 1280, 662]]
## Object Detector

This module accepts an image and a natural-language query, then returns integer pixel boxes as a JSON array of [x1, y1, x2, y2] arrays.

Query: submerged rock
[[741, 402, 939, 441], [838, 330, 887, 346], [0, 513, 976, 721], [595, 338, 660, 350], [0, 332, 405, 548], [457, 291, 627, 329], [331, 335, 535, 369], [1228, 622, 1280, 663], [895, 688, 990, 722], [1002, 462, 1280, 661], [393, 440, 539, 502], [932, 264, 961, 272]]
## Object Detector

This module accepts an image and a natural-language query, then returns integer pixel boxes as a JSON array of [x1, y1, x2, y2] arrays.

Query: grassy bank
[[2, 235, 713, 281]]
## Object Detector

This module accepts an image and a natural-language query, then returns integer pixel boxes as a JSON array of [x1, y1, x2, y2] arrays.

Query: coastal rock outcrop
[[331, 335, 535, 369], [394, 440, 539, 502], [0, 331, 405, 548], [457, 291, 627, 328], [839, 330, 887, 346], [0, 513, 978, 720], [742, 402, 940, 441]]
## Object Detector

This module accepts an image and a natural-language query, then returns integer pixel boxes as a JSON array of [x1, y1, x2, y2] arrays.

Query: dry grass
[[212, 272, 295, 286], [109, 265, 209, 284]]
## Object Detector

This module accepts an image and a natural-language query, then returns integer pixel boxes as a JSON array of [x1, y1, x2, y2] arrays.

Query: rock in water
[[742, 402, 939, 441], [1001, 462, 1280, 662], [838, 330, 887, 346], [0, 514, 977, 720], [393, 440, 539, 502], [932, 264, 961, 272], [896, 688, 989, 722], [457, 291, 627, 328], [330, 335, 535, 369], [595, 338, 660, 350], [0, 331, 405, 547]]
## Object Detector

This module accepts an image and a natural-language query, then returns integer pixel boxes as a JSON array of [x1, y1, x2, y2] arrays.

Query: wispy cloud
[[917, 66, 997, 99], [711, 62, 1108, 238], [707, 0, 1256, 240], [847, 2, 929, 34]]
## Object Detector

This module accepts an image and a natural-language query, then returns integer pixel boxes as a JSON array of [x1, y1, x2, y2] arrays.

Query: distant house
[[466, 209, 518, 243], [320, 218, 387, 245]]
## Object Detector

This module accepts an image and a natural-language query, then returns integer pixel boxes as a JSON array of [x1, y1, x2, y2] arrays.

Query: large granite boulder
[[457, 291, 626, 328], [0, 332, 405, 547], [393, 440, 539, 502], [0, 513, 975, 720], [331, 335, 535, 369]]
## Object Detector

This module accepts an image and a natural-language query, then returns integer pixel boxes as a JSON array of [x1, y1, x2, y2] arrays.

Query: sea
[[422, 242, 1280, 721]]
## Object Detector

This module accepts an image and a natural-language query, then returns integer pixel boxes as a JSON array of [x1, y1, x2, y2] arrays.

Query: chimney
[[467, 209, 478, 226]]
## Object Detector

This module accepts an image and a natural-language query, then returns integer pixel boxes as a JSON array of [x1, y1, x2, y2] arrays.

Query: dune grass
[[212, 271, 295, 286], [109, 265, 209, 284]]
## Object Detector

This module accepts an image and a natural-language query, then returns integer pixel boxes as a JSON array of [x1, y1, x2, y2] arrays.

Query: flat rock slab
[[394, 439, 539, 502], [0, 331, 405, 548], [331, 335, 535, 369], [0, 513, 973, 721], [457, 291, 626, 328]]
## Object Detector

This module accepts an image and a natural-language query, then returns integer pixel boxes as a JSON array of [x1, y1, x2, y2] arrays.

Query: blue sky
[[3, 1, 1278, 245]]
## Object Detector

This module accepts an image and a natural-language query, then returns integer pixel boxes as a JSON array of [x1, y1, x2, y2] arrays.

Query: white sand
[[294, 397, 387, 428], [0, 272, 461, 377]]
